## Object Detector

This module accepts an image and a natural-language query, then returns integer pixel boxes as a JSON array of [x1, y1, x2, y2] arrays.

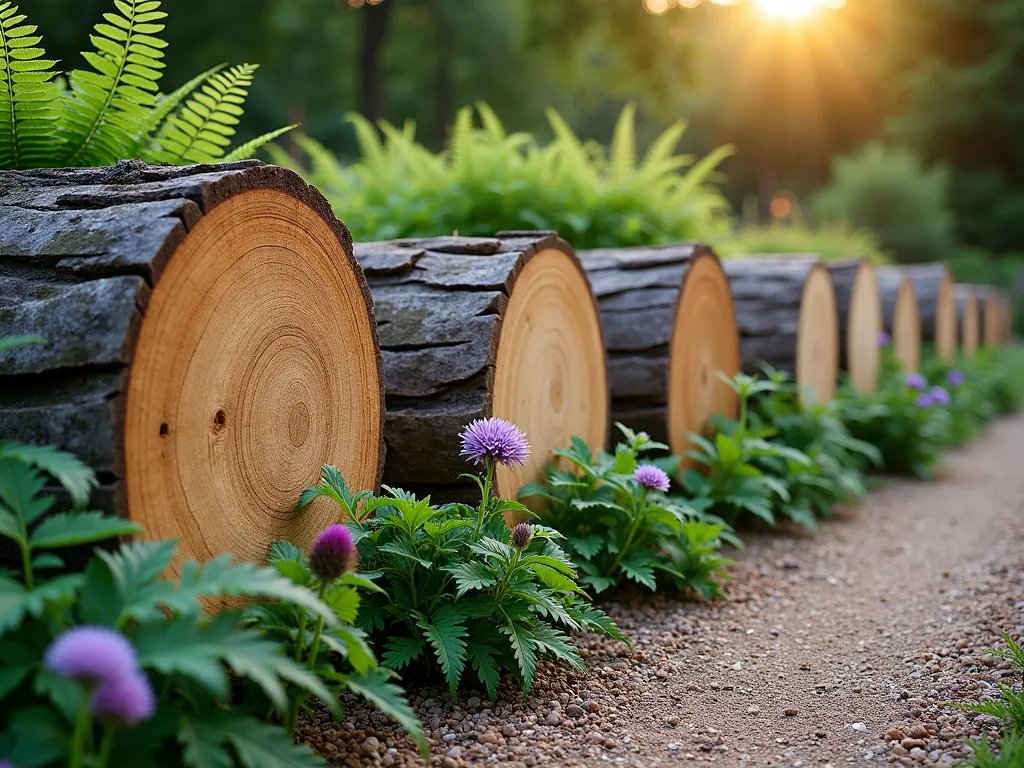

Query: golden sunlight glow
[[754, 0, 834, 19]]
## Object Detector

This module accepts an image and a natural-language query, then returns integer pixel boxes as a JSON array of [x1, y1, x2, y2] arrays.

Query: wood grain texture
[[877, 267, 921, 373], [722, 257, 839, 404], [902, 263, 955, 360], [578, 244, 740, 458], [827, 258, 881, 393], [355, 232, 608, 500], [0, 160, 384, 573]]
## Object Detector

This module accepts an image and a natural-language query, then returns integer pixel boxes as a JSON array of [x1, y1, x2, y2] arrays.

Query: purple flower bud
[[905, 373, 927, 390], [915, 392, 934, 409], [511, 522, 532, 550], [44, 627, 137, 687], [930, 386, 950, 406], [90, 670, 155, 727], [309, 524, 356, 582], [634, 465, 670, 493], [947, 369, 964, 387], [459, 418, 530, 467], [877, 331, 891, 347]]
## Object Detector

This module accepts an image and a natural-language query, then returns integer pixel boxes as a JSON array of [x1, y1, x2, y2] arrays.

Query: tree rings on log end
[[667, 252, 740, 458], [837, 260, 882, 394], [795, 264, 839, 404], [893, 278, 922, 373], [954, 286, 979, 357], [492, 247, 608, 499], [934, 270, 956, 361], [124, 188, 383, 575]]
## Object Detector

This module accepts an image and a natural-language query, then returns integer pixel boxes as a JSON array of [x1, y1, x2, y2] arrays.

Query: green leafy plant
[[721, 220, 888, 264], [0, 0, 292, 169], [812, 142, 956, 264], [837, 356, 949, 480], [519, 425, 734, 599], [682, 372, 817, 529], [748, 367, 882, 528], [964, 731, 1024, 768], [243, 535, 427, 757], [302, 420, 626, 699], [954, 686, 1024, 733], [269, 102, 733, 248]]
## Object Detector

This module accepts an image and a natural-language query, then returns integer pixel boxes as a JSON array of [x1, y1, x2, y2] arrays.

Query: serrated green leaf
[[500, 619, 538, 691], [381, 635, 425, 670], [415, 605, 467, 697], [568, 534, 603, 559], [467, 642, 501, 701], [442, 560, 497, 597], [326, 584, 360, 623]]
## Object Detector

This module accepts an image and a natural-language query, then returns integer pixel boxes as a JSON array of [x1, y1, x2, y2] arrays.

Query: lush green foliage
[[302, 466, 625, 699], [965, 731, 1024, 768], [956, 632, 1024, 766], [0, 459, 340, 766], [244, 539, 427, 756], [269, 103, 733, 248], [683, 371, 878, 533], [0, 0, 290, 169], [519, 425, 734, 600], [812, 143, 957, 264], [837, 357, 950, 480], [721, 220, 887, 265]]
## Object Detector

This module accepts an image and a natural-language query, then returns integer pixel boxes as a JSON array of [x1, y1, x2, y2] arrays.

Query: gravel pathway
[[300, 414, 1024, 767]]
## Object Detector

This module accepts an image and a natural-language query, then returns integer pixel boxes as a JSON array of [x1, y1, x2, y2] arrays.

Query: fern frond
[[60, 0, 168, 166], [0, 2, 60, 169], [223, 124, 296, 162], [346, 112, 386, 170], [133, 61, 224, 158], [475, 101, 506, 142], [150, 63, 259, 164], [608, 103, 637, 184]]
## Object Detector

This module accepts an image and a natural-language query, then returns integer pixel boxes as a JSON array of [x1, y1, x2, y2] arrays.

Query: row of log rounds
[[0, 158, 1000, 577], [0, 161, 384, 578]]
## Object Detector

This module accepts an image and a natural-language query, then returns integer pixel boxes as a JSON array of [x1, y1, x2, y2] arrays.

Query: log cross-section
[[827, 258, 882, 393], [576, 243, 740, 458], [723, 257, 839, 404], [355, 232, 608, 501], [0, 160, 384, 573], [903, 263, 955, 361], [877, 267, 921, 373]]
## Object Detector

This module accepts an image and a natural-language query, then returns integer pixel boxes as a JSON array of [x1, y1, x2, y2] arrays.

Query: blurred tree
[[886, 0, 1024, 252]]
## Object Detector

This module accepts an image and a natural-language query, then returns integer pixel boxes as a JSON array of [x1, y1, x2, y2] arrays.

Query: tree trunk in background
[[432, 0, 454, 147], [359, 0, 395, 124]]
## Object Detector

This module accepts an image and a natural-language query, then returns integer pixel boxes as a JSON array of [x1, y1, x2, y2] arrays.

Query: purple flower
[[634, 465, 670, 493], [915, 392, 934, 409], [309, 524, 356, 582], [90, 670, 155, 727], [44, 627, 137, 687], [905, 373, 927, 390], [511, 522, 532, 550], [877, 331, 891, 347], [930, 386, 951, 406], [947, 370, 964, 387], [459, 418, 530, 467]]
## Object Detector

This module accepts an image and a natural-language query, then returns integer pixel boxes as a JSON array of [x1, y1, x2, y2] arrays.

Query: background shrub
[[269, 103, 733, 248], [812, 143, 957, 263]]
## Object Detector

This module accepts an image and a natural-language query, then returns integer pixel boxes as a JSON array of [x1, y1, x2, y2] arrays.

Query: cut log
[[902, 263, 956, 360], [577, 244, 740, 459], [953, 285, 979, 357], [0, 160, 384, 574], [722, 257, 838, 404], [877, 267, 921, 373], [971, 286, 1001, 347], [826, 258, 882, 393], [354, 232, 608, 500]]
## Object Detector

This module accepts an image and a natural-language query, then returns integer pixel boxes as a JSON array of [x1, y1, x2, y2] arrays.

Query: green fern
[[147, 63, 260, 165], [60, 0, 168, 166], [0, 3, 60, 169], [0, 1, 291, 169]]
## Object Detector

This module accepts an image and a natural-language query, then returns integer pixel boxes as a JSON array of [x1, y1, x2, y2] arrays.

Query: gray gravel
[[298, 414, 1024, 767]]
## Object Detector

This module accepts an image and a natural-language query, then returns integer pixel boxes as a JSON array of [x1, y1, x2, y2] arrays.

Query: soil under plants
[[297, 414, 1024, 767]]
